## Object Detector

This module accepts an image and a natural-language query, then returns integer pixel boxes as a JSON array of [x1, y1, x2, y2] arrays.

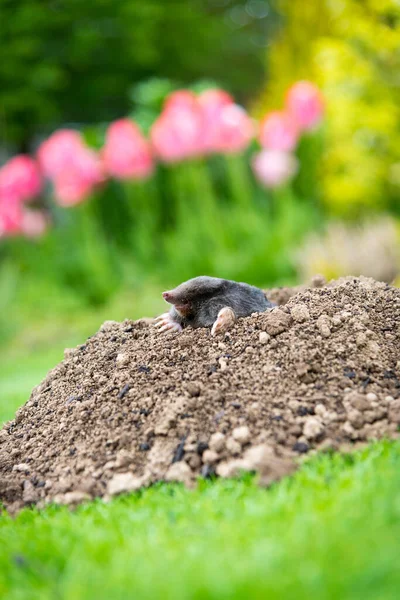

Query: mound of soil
[[1, 276, 399, 513]]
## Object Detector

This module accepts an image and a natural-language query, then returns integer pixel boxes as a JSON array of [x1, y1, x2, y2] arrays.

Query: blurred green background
[[1, 0, 399, 406]]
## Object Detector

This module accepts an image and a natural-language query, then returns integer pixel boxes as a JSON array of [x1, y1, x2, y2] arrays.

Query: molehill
[[1, 276, 399, 513]]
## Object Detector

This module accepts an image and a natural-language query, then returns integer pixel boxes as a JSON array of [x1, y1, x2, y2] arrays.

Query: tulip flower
[[151, 95, 203, 163], [0, 155, 42, 203], [259, 111, 299, 152], [37, 129, 103, 206], [198, 88, 235, 152], [0, 199, 23, 237], [252, 149, 299, 188], [164, 90, 199, 114], [286, 81, 324, 131], [102, 119, 154, 180], [37, 130, 85, 179], [53, 151, 103, 207], [207, 104, 255, 155]]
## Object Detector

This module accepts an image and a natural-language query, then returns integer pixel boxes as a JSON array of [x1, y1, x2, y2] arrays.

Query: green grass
[[1, 313, 400, 600], [0, 444, 399, 600]]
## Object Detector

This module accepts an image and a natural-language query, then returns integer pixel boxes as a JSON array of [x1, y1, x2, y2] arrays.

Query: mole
[[154, 276, 275, 336]]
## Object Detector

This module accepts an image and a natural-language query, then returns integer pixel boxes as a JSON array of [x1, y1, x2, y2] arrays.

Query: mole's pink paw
[[211, 307, 236, 336], [154, 313, 182, 334]]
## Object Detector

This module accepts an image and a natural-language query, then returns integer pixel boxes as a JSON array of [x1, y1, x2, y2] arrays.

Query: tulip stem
[[224, 153, 254, 210], [75, 197, 118, 304]]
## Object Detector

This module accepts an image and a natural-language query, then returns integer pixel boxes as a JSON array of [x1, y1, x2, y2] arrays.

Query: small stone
[[187, 382, 201, 397], [347, 409, 364, 429], [165, 461, 192, 483], [154, 415, 175, 436], [209, 432, 225, 452], [366, 341, 380, 359], [303, 417, 324, 440], [388, 401, 400, 424], [218, 358, 228, 371], [243, 444, 274, 469], [232, 426, 250, 445], [22, 480, 38, 504], [342, 421, 355, 436], [115, 450, 133, 468], [54, 491, 91, 506], [116, 353, 129, 368], [202, 450, 219, 464], [243, 445, 296, 486], [317, 315, 331, 338], [356, 332, 367, 348], [12, 463, 30, 473], [225, 437, 241, 455], [345, 391, 369, 411], [314, 403, 328, 417], [366, 392, 378, 403], [259, 331, 270, 344], [261, 309, 292, 336], [290, 303, 310, 323], [216, 459, 248, 478], [293, 441, 309, 453], [107, 473, 143, 496]]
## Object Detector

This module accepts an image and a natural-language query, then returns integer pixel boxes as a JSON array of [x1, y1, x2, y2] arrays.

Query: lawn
[[1, 312, 399, 600]]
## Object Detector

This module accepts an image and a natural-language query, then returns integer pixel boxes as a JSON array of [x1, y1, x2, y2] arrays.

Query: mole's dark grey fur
[[161, 276, 274, 330]]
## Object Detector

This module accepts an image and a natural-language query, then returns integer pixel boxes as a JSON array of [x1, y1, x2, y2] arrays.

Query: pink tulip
[[198, 88, 234, 152], [286, 81, 324, 131], [52, 147, 103, 207], [53, 165, 99, 207], [37, 129, 103, 205], [102, 119, 154, 180], [0, 195, 48, 238], [53, 169, 103, 207], [72, 147, 104, 186], [0, 200, 22, 237], [164, 90, 199, 114], [208, 104, 255, 155], [198, 89, 234, 113], [0, 155, 42, 203], [151, 102, 203, 163], [252, 149, 299, 189], [259, 111, 299, 152], [37, 130, 84, 179], [21, 209, 48, 238]]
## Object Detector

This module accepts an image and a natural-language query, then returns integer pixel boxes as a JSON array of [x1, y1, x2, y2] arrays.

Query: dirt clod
[[0, 276, 399, 513]]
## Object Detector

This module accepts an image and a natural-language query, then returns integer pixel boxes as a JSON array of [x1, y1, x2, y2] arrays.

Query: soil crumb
[[1, 276, 399, 513]]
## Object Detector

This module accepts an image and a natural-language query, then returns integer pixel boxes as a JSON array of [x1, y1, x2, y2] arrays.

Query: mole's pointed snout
[[162, 291, 172, 302]]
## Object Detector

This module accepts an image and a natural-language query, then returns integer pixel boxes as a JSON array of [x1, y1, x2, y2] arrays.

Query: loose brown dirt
[[1, 276, 399, 513]]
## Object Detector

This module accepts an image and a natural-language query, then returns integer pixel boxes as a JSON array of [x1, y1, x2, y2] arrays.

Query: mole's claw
[[159, 322, 182, 334], [211, 307, 236, 336], [154, 312, 169, 322], [154, 313, 182, 334]]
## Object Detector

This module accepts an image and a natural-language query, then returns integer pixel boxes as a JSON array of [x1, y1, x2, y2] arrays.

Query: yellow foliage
[[257, 0, 400, 215]]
